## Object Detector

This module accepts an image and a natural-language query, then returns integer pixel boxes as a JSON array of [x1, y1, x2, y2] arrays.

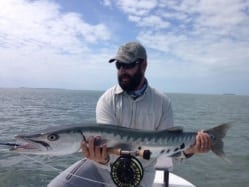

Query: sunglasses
[[115, 59, 144, 70]]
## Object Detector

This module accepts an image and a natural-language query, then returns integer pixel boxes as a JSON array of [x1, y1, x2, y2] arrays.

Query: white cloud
[[128, 15, 141, 23], [135, 15, 170, 29], [165, 0, 249, 37], [139, 30, 249, 73], [131, 0, 249, 79], [0, 0, 113, 90], [111, 0, 249, 43], [101, 0, 112, 7], [0, 0, 248, 94], [0, 0, 111, 55], [116, 0, 157, 16]]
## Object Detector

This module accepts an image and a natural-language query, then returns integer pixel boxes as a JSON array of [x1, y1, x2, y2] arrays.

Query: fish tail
[[206, 123, 231, 162]]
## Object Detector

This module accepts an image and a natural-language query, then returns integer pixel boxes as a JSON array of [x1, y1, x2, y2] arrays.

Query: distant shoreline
[[0, 87, 248, 96]]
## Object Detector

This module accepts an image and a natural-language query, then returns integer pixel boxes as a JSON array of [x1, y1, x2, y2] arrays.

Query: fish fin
[[206, 123, 232, 163], [166, 126, 183, 133]]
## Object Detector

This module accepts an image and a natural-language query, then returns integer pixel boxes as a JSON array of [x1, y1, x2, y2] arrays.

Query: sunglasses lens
[[115, 63, 121, 69], [116, 60, 141, 70]]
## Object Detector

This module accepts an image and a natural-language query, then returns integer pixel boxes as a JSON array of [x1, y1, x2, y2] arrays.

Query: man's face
[[117, 63, 144, 91]]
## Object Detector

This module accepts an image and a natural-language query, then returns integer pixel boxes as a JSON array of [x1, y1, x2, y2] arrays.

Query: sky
[[0, 0, 249, 95]]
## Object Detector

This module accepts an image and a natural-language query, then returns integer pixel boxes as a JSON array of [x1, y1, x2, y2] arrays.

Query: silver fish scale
[[80, 125, 197, 147]]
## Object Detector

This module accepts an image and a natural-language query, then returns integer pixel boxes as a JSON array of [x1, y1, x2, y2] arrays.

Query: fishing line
[[0, 142, 113, 185], [21, 155, 113, 186], [0, 142, 21, 147], [22, 155, 61, 172], [0, 142, 19, 153]]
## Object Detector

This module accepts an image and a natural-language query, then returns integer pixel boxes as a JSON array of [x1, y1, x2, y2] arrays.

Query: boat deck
[[153, 170, 195, 187]]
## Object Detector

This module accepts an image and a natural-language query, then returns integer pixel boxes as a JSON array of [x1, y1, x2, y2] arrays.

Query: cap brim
[[108, 58, 116, 63]]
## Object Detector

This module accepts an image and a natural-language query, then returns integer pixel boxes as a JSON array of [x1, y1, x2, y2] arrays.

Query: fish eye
[[47, 134, 59, 141]]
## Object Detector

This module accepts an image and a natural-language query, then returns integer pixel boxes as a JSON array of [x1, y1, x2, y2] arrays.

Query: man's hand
[[184, 130, 212, 155], [81, 136, 109, 164]]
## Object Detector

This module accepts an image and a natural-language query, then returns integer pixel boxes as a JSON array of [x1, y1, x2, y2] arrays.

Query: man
[[81, 41, 211, 186]]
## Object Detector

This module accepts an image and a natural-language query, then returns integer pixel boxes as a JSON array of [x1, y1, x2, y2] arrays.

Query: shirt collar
[[114, 84, 124, 94]]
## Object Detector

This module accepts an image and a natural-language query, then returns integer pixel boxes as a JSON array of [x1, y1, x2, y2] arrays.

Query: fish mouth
[[10, 143, 38, 151], [10, 136, 50, 152]]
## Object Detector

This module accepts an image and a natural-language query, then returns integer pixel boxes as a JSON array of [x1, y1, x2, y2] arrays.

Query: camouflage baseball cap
[[109, 41, 147, 63]]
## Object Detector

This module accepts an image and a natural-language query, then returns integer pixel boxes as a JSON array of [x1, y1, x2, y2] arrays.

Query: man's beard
[[118, 68, 143, 91]]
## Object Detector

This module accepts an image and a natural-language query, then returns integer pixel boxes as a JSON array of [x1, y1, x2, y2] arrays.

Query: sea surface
[[0, 88, 248, 187]]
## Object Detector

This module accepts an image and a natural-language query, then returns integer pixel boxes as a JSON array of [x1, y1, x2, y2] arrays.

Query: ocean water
[[0, 88, 248, 187]]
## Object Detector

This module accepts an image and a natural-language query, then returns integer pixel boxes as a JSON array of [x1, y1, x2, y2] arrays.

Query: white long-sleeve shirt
[[95, 84, 174, 186], [96, 84, 174, 130]]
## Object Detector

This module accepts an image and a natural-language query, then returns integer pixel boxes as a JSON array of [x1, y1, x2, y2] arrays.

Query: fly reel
[[111, 155, 144, 187]]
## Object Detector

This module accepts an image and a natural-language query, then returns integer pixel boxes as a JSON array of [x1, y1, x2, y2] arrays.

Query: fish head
[[11, 130, 83, 156]]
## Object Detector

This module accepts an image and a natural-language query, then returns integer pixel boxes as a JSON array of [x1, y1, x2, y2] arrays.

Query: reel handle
[[108, 148, 151, 160]]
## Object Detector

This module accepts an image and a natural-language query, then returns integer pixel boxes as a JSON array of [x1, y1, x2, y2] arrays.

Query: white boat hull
[[48, 159, 195, 187], [154, 170, 195, 187]]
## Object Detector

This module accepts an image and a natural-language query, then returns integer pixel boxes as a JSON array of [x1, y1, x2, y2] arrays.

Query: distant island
[[223, 93, 236, 95]]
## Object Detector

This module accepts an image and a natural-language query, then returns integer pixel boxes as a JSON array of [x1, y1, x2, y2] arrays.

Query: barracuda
[[10, 123, 230, 160]]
